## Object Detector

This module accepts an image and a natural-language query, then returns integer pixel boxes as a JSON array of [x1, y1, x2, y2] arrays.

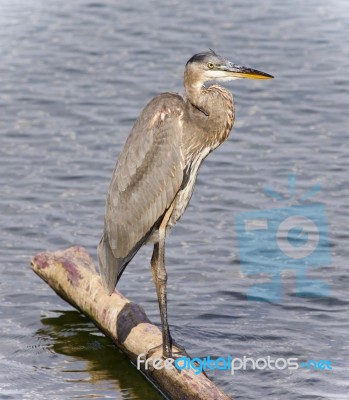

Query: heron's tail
[[97, 231, 123, 295]]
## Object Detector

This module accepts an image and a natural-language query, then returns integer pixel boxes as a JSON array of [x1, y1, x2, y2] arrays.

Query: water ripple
[[1, 0, 348, 399]]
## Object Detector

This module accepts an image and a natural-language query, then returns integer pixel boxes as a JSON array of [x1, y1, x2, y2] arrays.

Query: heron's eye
[[207, 62, 214, 70]]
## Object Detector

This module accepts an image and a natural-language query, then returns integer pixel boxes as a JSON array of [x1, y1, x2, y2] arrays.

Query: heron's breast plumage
[[168, 85, 235, 229], [169, 146, 210, 228]]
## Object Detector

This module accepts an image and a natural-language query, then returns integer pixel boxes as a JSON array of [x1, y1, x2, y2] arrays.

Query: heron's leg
[[149, 205, 180, 358], [148, 206, 188, 360], [151, 229, 173, 358]]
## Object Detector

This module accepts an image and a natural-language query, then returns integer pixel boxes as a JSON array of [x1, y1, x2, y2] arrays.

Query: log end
[[31, 246, 233, 400], [31, 246, 96, 281]]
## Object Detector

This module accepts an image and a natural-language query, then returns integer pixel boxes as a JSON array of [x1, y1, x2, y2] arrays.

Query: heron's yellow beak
[[224, 63, 274, 80]]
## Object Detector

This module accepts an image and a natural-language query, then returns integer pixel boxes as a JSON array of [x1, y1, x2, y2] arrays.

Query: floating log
[[31, 246, 232, 400]]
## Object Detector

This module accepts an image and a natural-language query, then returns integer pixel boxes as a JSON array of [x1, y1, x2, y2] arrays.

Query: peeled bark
[[31, 246, 232, 400]]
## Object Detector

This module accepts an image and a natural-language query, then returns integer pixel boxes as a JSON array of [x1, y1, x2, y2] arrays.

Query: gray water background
[[0, 0, 348, 399]]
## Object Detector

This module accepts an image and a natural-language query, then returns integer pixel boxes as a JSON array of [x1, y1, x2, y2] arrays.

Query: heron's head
[[185, 49, 273, 88]]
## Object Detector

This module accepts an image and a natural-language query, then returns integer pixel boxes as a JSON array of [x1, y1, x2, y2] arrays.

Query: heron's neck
[[183, 78, 235, 153], [184, 79, 234, 123], [184, 75, 209, 116]]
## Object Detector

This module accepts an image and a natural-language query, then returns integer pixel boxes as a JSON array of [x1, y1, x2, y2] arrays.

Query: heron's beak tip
[[244, 71, 274, 80], [228, 63, 274, 80]]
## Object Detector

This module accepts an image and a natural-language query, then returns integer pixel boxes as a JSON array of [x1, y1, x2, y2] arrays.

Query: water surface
[[0, 0, 348, 399]]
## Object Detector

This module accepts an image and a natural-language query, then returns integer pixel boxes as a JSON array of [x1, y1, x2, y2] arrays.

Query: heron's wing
[[106, 92, 185, 260]]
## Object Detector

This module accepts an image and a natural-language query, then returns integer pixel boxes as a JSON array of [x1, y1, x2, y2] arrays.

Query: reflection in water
[[1, 0, 348, 398], [36, 310, 162, 400]]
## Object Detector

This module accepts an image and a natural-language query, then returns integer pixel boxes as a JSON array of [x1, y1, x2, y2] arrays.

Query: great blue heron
[[98, 50, 273, 358]]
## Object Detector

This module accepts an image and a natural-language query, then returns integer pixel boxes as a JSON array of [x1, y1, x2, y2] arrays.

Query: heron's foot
[[168, 341, 209, 377], [146, 339, 188, 360], [145, 342, 208, 376], [171, 340, 188, 358], [146, 343, 163, 359]]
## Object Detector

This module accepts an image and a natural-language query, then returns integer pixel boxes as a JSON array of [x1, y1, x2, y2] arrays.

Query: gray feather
[[97, 231, 123, 294], [98, 92, 185, 292]]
